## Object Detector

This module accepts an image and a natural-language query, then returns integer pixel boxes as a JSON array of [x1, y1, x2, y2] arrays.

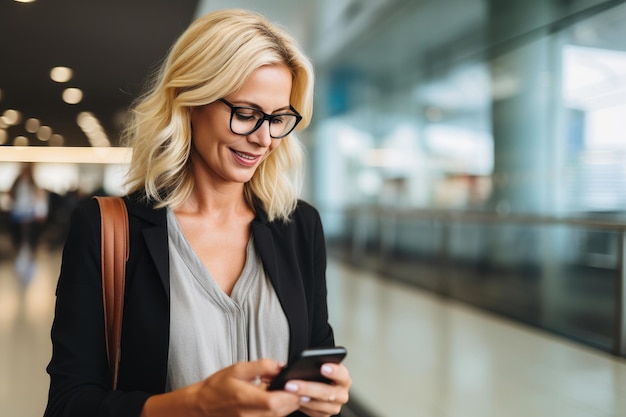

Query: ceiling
[[0, 0, 199, 148]]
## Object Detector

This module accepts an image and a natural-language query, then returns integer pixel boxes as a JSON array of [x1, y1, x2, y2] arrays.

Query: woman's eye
[[234, 110, 257, 121], [271, 116, 285, 125]]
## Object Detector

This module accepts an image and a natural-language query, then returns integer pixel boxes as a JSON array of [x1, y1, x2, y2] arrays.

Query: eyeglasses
[[219, 98, 302, 139]]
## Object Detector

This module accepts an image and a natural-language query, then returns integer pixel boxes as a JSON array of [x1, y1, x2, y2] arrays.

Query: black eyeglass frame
[[219, 98, 303, 139]]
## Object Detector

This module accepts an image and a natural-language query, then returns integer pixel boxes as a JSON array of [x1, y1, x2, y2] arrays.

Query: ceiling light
[[77, 111, 96, 128], [62, 88, 83, 104], [49, 134, 64, 147], [0, 130, 6, 145], [37, 125, 52, 141], [77, 112, 111, 146], [0, 146, 132, 163], [2, 109, 21, 126], [25, 118, 40, 133], [14, 0, 37, 3], [14, 136, 29, 146], [50, 66, 73, 83]]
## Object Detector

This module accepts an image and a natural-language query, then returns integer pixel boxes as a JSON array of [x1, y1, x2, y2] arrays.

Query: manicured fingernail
[[285, 382, 299, 392], [300, 396, 311, 403], [321, 365, 333, 375]]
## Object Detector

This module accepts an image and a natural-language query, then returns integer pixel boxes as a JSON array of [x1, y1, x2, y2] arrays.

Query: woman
[[9, 163, 48, 285], [44, 9, 351, 417]]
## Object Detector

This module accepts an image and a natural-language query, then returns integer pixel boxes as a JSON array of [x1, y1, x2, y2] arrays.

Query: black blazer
[[44, 195, 335, 417]]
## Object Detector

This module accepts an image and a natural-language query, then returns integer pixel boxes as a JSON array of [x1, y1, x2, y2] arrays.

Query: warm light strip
[[0, 147, 132, 164]]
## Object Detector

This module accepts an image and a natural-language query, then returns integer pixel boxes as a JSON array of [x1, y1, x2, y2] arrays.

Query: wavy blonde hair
[[123, 9, 314, 222]]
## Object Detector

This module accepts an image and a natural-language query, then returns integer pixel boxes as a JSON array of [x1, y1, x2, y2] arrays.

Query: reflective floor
[[0, 246, 58, 417], [327, 262, 626, 417], [1, 246, 626, 417]]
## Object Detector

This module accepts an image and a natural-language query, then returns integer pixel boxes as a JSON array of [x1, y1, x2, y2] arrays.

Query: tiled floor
[[1, 247, 626, 417]]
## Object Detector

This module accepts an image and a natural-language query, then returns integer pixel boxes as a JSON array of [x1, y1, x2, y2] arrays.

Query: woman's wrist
[[184, 382, 205, 417], [140, 384, 202, 417]]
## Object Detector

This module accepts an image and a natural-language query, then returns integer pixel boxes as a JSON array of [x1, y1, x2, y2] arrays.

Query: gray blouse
[[165, 208, 290, 390]]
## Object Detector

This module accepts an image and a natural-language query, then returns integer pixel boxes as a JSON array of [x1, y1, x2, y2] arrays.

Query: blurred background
[[2, 0, 626, 416]]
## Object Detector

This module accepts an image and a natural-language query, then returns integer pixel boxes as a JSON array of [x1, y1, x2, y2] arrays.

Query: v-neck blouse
[[165, 208, 289, 390]]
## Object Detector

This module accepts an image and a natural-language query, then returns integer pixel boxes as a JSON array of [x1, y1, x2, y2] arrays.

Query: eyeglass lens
[[231, 107, 299, 138]]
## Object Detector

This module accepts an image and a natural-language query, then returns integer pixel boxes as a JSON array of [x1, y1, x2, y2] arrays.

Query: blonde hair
[[123, 9, 314, 222]]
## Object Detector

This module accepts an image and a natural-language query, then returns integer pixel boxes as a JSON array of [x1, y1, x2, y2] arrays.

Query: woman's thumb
[[231, 358, 283, 381]]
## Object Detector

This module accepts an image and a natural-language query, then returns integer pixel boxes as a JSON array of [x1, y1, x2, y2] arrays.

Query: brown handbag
[[94, 196, 129, 390]]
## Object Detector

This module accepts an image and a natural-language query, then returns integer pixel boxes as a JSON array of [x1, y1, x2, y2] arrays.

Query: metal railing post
[[615, 230, 626, 357], [437, 216, 451, 297]]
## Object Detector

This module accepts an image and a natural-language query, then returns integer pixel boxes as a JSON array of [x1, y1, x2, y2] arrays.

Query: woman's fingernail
[[321, 365, 333, 375], [285, 382, 299, 392], [300, 396, 311, 403]]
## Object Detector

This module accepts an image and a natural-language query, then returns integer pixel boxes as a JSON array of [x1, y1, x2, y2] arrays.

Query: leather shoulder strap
[[94, 196, 129, 390]]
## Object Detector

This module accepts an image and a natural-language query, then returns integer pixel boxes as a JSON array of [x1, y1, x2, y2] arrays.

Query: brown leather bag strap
[[94, 196, 129, 390]]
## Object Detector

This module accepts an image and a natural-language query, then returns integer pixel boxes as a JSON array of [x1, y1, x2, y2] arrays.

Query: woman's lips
[[231, 149, 261, 166]]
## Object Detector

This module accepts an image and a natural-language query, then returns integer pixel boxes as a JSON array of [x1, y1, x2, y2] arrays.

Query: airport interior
[[1, 0, 626, 416]]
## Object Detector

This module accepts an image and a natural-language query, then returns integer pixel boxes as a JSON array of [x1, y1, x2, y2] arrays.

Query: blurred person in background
[[9, 162, 48, 285], [44, 9, 351, 417]]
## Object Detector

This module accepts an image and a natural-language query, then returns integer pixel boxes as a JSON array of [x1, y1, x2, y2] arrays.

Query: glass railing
[[326, 206, 626, 357]]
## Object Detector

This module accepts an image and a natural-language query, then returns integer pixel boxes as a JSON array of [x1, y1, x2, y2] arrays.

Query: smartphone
[[268, 346, 347, 391]]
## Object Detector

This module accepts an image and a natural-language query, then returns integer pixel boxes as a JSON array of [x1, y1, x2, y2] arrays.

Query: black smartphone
[[268, 346, 348, 391]]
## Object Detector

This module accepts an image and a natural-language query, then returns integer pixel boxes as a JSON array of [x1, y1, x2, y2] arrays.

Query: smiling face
[[189, 64, 293, 188]]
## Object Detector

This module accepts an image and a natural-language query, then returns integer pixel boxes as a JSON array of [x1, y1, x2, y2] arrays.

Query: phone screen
[[268, 346, 347, 391]]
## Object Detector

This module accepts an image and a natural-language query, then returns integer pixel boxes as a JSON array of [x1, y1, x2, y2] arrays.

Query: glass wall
[[309, 0, 626, 355]]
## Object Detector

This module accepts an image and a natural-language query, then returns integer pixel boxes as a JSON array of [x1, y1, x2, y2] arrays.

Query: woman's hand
[[282, 363, 352, 417], [191, 359, 303, 416], [142, 359, 302, 417]]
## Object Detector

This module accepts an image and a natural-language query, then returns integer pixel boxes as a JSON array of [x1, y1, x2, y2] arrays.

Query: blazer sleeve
[[44, 199, 150, 417]]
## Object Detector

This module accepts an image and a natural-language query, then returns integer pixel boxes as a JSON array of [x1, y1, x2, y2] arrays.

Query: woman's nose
[[248, 120, 273, 147]]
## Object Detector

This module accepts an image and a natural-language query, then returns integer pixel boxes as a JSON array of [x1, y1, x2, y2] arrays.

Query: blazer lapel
[[143, 226, 170, 298], [252, 218, 309, 360], [124, 196, 170, 299]]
